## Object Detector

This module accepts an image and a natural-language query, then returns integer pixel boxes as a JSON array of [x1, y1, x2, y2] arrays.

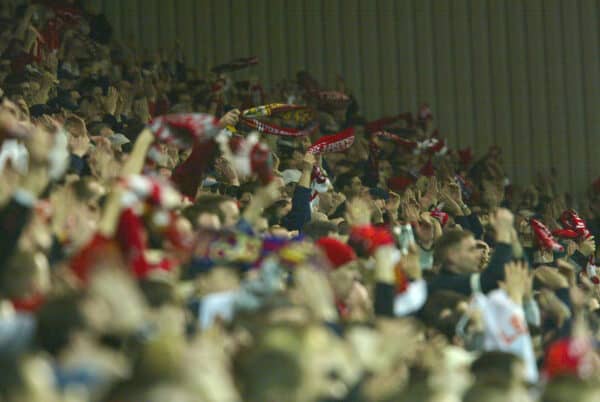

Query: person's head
[[264, 199, 292, 226], [0, 354, 61, 402], [78, 95, 101, 120], [335, 173, 363, 198], [419, 290, 469, 342], [88, 121, 114, 138], [463, 383, 530, 402], [234, 337, 303, 402], [433, 229, 480, 273], [184, 194, 239, 229], [1, 251, 50, 301], [35, 292, 88, 357], [542, 376, 600, 402], [303, 220, 338, 240], [471, 351, 525, 387], [219, 198, 240, 227]]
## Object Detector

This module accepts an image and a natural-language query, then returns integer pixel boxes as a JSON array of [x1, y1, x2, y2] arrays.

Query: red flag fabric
[[308, 127, 355, 154]]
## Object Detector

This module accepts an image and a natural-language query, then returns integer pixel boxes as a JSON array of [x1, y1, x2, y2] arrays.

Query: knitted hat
[[348, 225, 395, 257], [315, 237, 357, 269]]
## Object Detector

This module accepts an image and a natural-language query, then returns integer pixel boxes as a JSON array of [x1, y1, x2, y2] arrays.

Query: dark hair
[[234, 348, 301, 402], [303, 220, 338, 240], [182, 194, 230, 227], [542, 376, 599, 402], [1, 251, 39, 299], [418, 290, 467, 341], [334, 173, 358, 191], [88, 121, 111, 136], [35, 293, 87, 356], [470, 351, 522, 386], [463, 384, 508, 402], [138, 279, 177, 308], [263, 199, 291, 226], [433, 229, 472, 267]]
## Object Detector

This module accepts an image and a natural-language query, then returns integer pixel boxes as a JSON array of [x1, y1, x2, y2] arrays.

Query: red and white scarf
[[217, 133, 274, 185], [373, 131, 447, 156], [308, 127, 355, 154], [239, 103, 318, 137], [149, 113, 219, 148], [530, 219, 564, 252]]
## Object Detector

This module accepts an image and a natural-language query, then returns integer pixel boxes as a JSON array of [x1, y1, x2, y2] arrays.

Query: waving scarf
[[365, 112, 414, 133], [310, 90, 351, 111], [239, 103, 319, 137], [211, 56, 258, 74], [552, 210, 591, 240], [308, 127, 355, 154], [530, 219, 564, 252], [148, 113, 219, 148]]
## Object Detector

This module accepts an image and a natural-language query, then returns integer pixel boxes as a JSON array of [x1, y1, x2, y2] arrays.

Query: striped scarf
[[239, 103, 319, 137], [307, 127, 355, 154]]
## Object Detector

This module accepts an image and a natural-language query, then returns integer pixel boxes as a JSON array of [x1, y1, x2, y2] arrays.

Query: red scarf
[[530, 219, 564, 252], [308, 127, 355, 154], [365, 113, 414, 133], [149, 113, 219, 148], [240, 117, 319, 137], [310, 91, 351, 111], [239, 103, 318, 137], [553, 210, 591, 240]]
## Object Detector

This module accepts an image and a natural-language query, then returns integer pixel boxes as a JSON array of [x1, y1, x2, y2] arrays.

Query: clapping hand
[[500, 260, 530, 304]]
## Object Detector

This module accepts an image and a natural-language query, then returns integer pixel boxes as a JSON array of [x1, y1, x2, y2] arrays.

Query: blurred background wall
[[89, 0, 599, 197]]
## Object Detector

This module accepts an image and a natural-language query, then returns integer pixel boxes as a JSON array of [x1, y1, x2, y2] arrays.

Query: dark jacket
[[0, 191, 35, 267], [427, 243, 513, 296], [171, 140, 217, 200], [281, 186, 311, 232], [455, 213, 484, 239]]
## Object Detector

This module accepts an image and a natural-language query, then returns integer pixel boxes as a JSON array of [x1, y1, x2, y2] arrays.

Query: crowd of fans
[[2, 1, 600, 401]]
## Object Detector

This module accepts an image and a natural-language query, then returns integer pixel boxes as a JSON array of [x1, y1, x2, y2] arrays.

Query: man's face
[[220, 200, 240, 228], [448, 235, 481, 273]]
